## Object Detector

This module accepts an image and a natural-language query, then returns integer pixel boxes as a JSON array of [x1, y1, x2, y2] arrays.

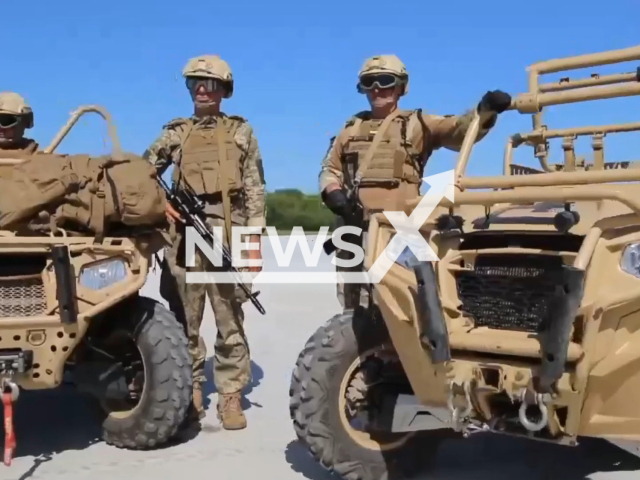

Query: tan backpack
[[0, 152, 167, 236]]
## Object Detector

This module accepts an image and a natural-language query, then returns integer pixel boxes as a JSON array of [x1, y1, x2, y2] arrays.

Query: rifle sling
[[216, 119, 233, 249]]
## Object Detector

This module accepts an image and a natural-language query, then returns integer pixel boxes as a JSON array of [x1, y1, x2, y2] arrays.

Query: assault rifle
[[156, 175, 266, 315]]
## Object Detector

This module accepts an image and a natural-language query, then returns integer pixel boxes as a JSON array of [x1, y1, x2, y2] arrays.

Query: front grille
[[0, 276, 47, 317], [455, 254, 564, 333]]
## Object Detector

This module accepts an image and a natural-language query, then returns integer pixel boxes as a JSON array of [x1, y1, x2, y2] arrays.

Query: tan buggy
[[289, 44, 640, 479], [0, 106, 192, 465]]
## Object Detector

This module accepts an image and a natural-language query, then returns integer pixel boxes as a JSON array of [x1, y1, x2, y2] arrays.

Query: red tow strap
[[2, 391, 15, 466]]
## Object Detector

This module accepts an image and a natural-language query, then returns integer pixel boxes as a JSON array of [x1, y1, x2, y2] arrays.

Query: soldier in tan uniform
[[319, 54, 511, 310], [0, 92, 39, 156], [143, 54, 266, 431]]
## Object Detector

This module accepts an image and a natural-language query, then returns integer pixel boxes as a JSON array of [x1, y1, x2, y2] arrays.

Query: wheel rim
[[96, 328, 147, 419], [338, 344, 415, 451]]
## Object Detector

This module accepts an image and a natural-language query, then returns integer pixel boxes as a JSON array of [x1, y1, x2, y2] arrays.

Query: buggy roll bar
[[404, 44, 640, 217], [452, 44, 640, 186], [43, 105, 124, 160], [0, 105, 124, 168]]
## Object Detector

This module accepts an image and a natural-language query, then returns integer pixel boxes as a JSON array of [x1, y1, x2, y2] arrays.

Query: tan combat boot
[[183, 383, 206, 428], [217, 392, 246, 430], [192, 384, 206, 419]]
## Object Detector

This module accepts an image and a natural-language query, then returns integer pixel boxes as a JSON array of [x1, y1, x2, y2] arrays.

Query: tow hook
[[518, 389, 549, 432], [1, 379, 19, 466]]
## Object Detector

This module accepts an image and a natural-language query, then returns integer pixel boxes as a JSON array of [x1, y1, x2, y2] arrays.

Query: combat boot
[[192, 383, 206, 420], [179, 383, 206, 433], [217, 392, 246, 430]]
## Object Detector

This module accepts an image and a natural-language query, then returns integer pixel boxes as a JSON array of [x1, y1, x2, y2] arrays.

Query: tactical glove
[[322, 188, 350, 217], [478, 90, 512, 114]]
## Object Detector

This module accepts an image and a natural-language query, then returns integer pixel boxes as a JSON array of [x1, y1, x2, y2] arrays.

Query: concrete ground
[[2, 235, 640, 480]]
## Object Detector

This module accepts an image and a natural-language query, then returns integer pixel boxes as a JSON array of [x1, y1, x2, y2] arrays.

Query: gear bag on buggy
[[0, 152, 167, 235]]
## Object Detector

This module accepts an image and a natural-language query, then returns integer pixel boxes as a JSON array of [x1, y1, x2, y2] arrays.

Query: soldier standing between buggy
[[319, 54, 512, 311], [143, 54, 266, 431], [0, 92, 39, 156]]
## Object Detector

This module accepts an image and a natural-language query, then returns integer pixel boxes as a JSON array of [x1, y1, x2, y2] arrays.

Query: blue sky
[[4, 0, 639, 193]]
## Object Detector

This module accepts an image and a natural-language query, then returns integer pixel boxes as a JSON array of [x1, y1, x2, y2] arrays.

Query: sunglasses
[[0, 115, 20, 128], [185, 77, 225, 93], [358, 74, 403, 90]]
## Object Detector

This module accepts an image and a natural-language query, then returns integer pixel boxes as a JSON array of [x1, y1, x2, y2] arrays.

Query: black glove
[[322, 188, 350, 217], [478, 90, 512, 114]]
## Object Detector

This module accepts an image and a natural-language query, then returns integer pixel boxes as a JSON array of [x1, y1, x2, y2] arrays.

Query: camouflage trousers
[[335, 227, 371, 311], [159, 216, 252, 394]]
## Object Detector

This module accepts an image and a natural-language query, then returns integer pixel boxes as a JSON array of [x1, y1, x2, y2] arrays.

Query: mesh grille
[[455, 254, 563, 333], [0, 276, 47, 317]]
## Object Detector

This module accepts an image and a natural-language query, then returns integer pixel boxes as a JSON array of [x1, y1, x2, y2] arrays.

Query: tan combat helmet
[[357, 54, 409, 96], [0, 91, 34, 129], [182, 54, 234, 98]]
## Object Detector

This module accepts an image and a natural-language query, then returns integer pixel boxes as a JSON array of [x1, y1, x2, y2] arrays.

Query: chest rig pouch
[[341, 109, 423, 215], [173, 117, 245, 198]]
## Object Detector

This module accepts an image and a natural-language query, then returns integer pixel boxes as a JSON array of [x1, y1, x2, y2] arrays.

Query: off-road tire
[[289, 326, 324, 442], [295, 309, 447, 480], [99, 296, 192, 449]]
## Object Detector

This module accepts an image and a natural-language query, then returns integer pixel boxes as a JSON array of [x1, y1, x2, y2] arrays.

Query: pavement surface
[[2, 235, 640, 480]]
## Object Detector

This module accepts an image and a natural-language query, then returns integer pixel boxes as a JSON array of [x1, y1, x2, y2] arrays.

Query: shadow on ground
[[285, 433, 640, 480], [0, 359, 264, 478], [0, 386, 101, 478], [201, 357, 264, 412], [285, 440, 337, 480]]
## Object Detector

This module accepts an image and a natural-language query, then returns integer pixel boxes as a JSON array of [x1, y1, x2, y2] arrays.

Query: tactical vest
[[340, 109, 423, 217], [172, 116, 245, 198]]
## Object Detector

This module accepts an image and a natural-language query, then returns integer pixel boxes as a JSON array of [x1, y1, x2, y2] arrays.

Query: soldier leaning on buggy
[[318, 54, 512, 311]]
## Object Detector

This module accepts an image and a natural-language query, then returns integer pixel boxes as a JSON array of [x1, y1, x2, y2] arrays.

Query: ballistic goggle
[[0, 114, 20, 128], [358, 74, 404, 90], [185, 77, 227, 93]]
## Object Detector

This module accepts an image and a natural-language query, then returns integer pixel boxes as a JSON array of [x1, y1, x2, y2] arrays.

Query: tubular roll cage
[[0, 104, 123, 168], [402, 44, 640, 216]]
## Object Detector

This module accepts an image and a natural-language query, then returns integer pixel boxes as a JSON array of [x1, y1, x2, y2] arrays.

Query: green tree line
[[265, 189, 336, 233]]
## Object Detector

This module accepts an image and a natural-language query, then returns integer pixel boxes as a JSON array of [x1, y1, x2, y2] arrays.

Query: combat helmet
[[357, 54, 409, 96], [0, 91, 34, 129], [182, 54, 234, 98]]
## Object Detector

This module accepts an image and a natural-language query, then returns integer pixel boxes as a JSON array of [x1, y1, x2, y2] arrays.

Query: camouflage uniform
[[144, 55, 266, 431], [0, 92, 39, 160], [319, 55, 510, 310]]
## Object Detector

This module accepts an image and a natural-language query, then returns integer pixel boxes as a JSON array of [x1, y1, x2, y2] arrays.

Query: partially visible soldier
[[319, 54, 512, 311], [0, 92, 38, 156], [143, 54, 266, 431]]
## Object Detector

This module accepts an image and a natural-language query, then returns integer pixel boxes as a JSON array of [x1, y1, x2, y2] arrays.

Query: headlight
[[79, 257, 128, 290], [621, 242, 640, 278], [384, 233, 427, 269]]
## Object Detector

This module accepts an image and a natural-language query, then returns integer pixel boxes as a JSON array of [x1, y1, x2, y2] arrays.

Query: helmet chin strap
[[194, 99, 216, 107]]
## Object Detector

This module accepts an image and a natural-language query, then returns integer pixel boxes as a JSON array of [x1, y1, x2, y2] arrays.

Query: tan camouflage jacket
[[144, 114, 266, 228], [318, 108, 497, 191]]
